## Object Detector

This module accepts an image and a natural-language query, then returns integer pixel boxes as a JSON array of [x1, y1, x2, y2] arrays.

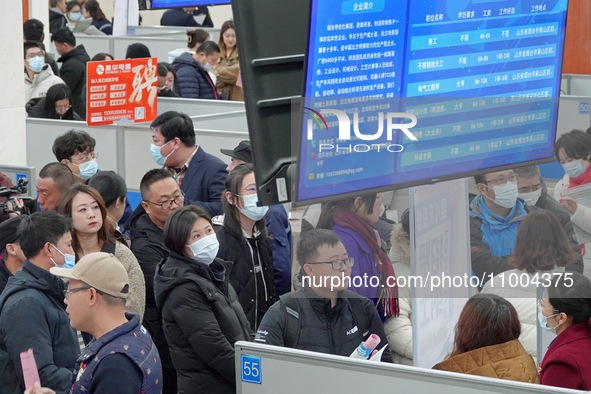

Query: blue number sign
[[241, 354, 262, 384]]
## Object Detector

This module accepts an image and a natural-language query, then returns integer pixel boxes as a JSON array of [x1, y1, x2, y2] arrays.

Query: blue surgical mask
[[50, 244, 76, 269], [69, 12, 82, 21], [240, 193, 269, 221], [537, 310, 561, 334], [186, 233, 219, 265], [72, 159, 98, 180], [28, 56, 45, 73], [150, 141, 174, 166], [562, 160, 586, 179], [486, 181, 518, 209], [204, 63, 214, 72]]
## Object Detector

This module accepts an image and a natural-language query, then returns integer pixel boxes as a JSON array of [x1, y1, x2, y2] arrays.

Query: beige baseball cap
[[50, 252, 129, 299]]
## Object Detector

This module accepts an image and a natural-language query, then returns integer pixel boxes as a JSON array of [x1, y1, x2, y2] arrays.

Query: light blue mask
[[186, 233, 219, 265], [69, 12, 82, 21], [150, 141, 173, 166], [50, 244, 76, 269], [562, 160, 586, 179], [28, 56, 45, 73], [240, 193, 269, 221], [203, 62, 214, 72], [73, 159, 98, 180], [537, 310, 560, 334]]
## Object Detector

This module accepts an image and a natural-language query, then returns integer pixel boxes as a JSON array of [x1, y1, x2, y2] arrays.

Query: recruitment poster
[[86, 57, 158, 126]]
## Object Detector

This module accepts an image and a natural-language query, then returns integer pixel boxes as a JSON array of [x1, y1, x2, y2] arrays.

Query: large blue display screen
[[296, 0, 568, 204], [151, 0, 230, 9]]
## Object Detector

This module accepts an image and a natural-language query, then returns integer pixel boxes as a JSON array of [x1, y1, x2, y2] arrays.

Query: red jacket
[[539, 322, 591, 390]]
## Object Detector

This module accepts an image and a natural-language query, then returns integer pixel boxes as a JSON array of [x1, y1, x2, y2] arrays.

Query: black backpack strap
[[347, 296, 370, 343], [279, 292, 301, 348]]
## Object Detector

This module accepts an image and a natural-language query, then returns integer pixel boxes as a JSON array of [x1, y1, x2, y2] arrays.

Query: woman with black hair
[[215, 163, 276, 330], [539, 272, 591, 390], [154, 205, 252, 394], [26, 83, 82, 120], [82, 0, 112, 35], [317, 193, 399, 319]]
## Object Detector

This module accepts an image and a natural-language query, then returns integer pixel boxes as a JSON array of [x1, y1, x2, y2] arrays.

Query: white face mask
[[562, 160, 587, 179], [518, 188, 542, 206], [485, 181, 518, 209], [239, 193, 269, 221], [186, 233, 219, 265], [537, 310, 561, 334]]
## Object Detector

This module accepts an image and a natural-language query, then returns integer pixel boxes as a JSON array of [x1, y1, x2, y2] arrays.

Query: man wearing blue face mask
[[23, 41, 64, 103], [52, 129, 134, 227], [173, 41, 220, 99], [149, 111, 227, 217], [470, 170, 527, 285], [0, 211, 79, 393]]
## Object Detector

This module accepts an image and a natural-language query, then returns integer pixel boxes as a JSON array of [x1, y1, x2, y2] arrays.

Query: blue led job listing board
[[297, 0, 567, 204]]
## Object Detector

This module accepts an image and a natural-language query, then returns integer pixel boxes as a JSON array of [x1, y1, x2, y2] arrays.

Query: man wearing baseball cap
[[50, 252, 162, 393], [0, 216, 26, 294], [220, 140, 293, 295]]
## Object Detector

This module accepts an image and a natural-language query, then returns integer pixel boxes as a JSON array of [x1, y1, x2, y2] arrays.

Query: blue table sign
[[241, 354, 262, 384]]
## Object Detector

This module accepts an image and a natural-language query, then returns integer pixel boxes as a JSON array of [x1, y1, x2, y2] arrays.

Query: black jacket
[[0, 260, 78, 394], [57, 45, 90, 120], [128, 208, 174, 371], [160, 7, 213, 27], [154, 252, 252, 394], [215, 225, 277, 330], [25, 97, 82, 120], [49, 9, 67, 33], [172, 52, 217, 99], [254, 287, 393, 362]]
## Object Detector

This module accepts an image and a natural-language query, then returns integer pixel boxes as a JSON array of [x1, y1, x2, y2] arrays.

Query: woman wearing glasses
[[538, 273, 591, 390], [57, 184, 145, 320], [215, 163, 276, 331], [26, 83, 82, 120], [317, 193, 399, 319], [154, 205, 252, 394]]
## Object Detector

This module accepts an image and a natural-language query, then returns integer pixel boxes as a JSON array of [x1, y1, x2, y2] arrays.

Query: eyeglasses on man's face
[[143, 191, 185, 210], [306, 258, 354, 270], [63, 286, 91, 299]]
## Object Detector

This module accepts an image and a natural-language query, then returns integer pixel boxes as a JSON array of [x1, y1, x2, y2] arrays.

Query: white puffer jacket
[[24, 66, 64, 102]]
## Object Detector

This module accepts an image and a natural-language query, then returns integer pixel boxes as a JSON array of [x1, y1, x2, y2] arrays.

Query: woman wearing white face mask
[[65, 0, 83, 29], [481, 209, 575, 363], [154, 205, 252, 394], [553, 130, 591, 277], [216, 163, 277, 331], [538, 272, 591, 390]]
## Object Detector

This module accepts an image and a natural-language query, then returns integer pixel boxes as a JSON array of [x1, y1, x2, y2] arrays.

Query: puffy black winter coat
[[57, 45, 90, 119], [215, 225, 277, 330], [154, 253, 252, 394], [172, 52, 217, 99]]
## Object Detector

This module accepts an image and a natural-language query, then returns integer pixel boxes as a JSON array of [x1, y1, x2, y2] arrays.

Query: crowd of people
[[5, 2, 591, 393]]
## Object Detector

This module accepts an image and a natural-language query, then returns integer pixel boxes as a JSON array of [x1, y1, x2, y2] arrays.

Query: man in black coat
[[129, 169, 183, 394], [255, 229, 393, 362], [49, 0, 68, 33], [51, 28, 90, 120]]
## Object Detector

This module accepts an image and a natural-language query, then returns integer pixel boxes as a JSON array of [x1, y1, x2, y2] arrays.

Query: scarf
[[333, 208, 399, 318], [568, 163, 591, 188]]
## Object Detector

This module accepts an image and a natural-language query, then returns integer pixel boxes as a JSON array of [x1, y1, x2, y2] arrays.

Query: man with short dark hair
[[0, 217, 26, 294], [513, 165, 584, 273], [173, 41, 220, 99], [51, 27, 89, 119], [52, 129, 98, 183], [220, 140, 293, 295], [36, 162, 74, 211], [0, 211, 78, 393], [50, 252, 162, 393], [129, 169, 183, 394], [149, 111, 227, 216], [23, 19, 60, 77], [24, 41, 64, 103], [255, 229, 392, 361]]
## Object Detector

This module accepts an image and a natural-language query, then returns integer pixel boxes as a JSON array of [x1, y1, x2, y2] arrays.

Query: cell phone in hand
[[20, 348, 40, 390]]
